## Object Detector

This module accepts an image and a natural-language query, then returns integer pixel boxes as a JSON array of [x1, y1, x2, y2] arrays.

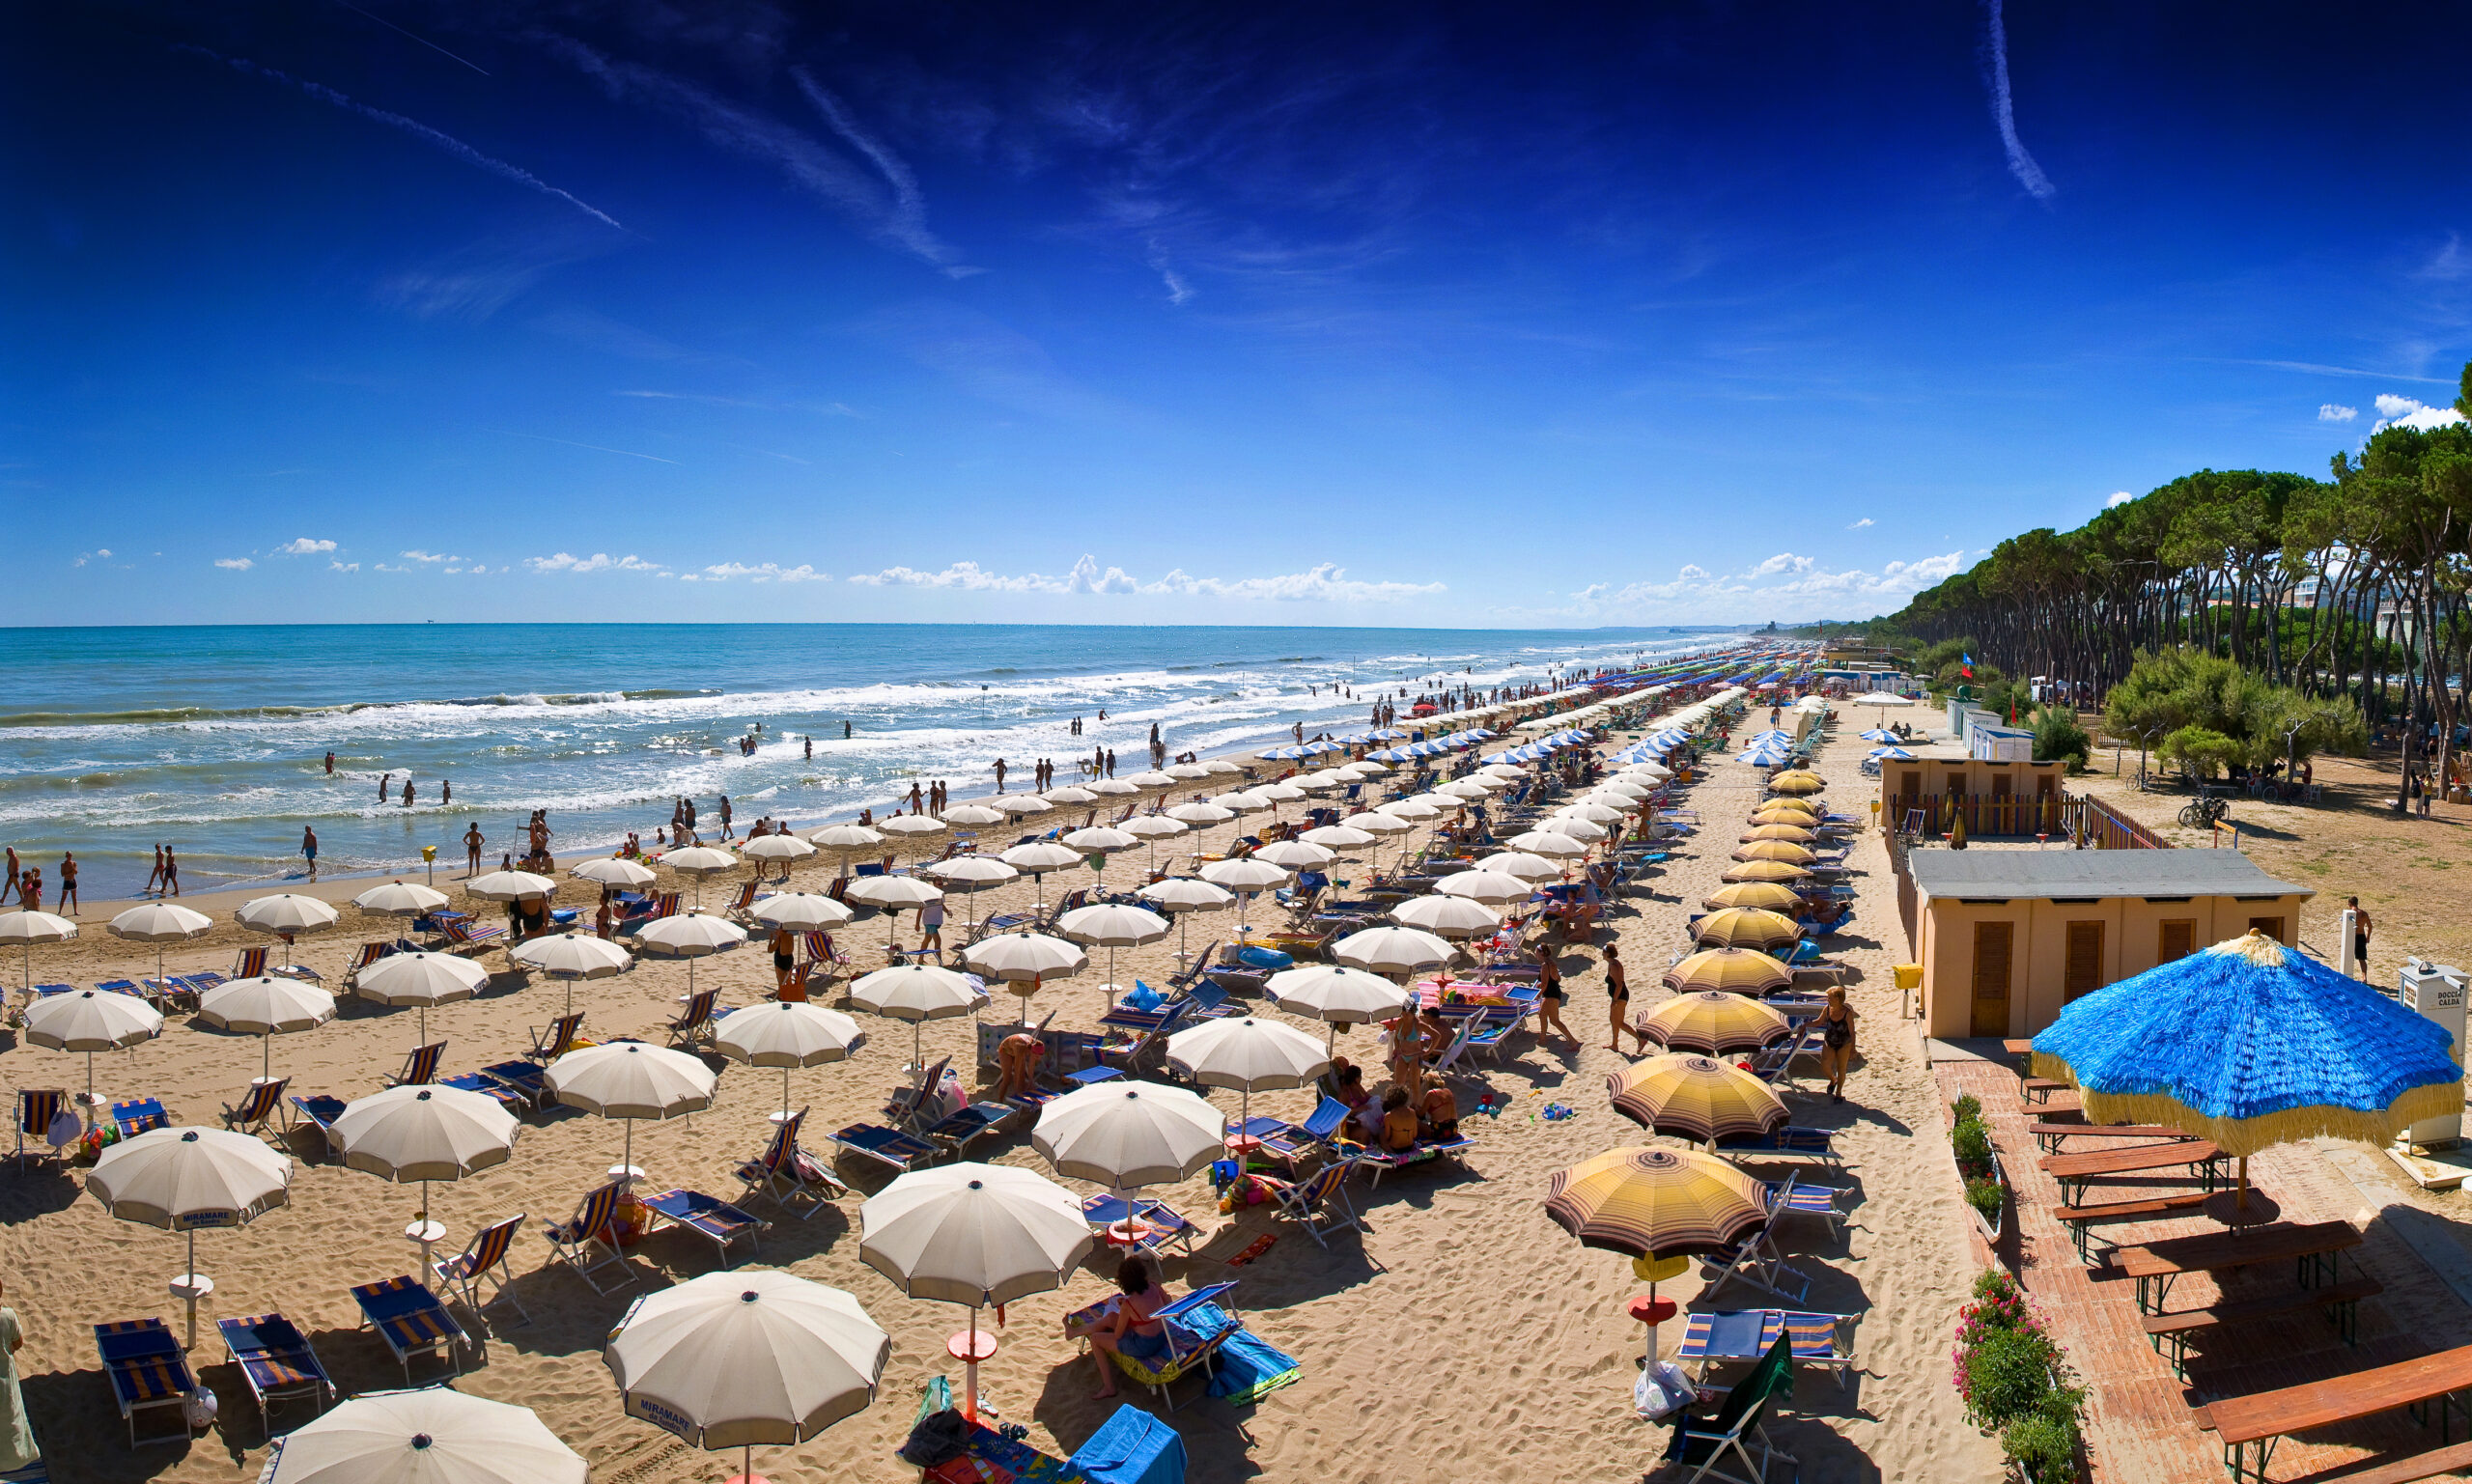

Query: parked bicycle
[[2177, 791, 2231, 829]]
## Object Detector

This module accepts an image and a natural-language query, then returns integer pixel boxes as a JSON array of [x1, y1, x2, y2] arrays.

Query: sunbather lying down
[[1063, 1257, 1172, 1398]]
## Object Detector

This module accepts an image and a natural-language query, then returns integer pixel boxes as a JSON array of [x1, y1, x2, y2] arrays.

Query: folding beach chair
[[1358, 1133, 1476, 1189], [640, 1188, 771, 1270], [922, 1100, 1015, 1154], [221, 1076, 291, 1138], [1656, 1334, 1798, 1483], [230, 946, 268, 980], [1256, 1157, 1363, 1248], [526, 1012, 587, 1063], [541, 1181, 636, 1294], [437, 1071, 529, 1113], [349, 1275, 469, 1385], [431, 1214, 529, 1331], [1696, 1223, 1812, 1306], [1678, 1308, 1858, 1389], [721, 880, 760, 920], [95, 1317, 196, 1447], [386, 1041, 445, 1087], [1715, 1125, 1840, 1167], [288, 1094, 347, 1161], [14, 1088, 70, 1170], [734, 1108, 850, 1218], [216, 1312, 335, 1428], [1763, 1173, 1852, 1238], [109, 1098, 170, 1139], [344, 941, 391, 985], [477, 1060, 549, 1109], [1080, 1193, 1199, 1260], [665, 987, 720, 1049], [1246, 1096, 1353, 1171], [827, 1122, 940, 1174], [1066, 1281, 1249, 1413], [437, 917, 504, 955]]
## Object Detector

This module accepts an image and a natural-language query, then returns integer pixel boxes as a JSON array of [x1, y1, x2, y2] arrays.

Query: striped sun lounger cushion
[[220, 1315, 323, 1389], [1680, 1309, 1837, 1365], [95, 1320, 190, 1404], [351, 1276, 464, 1351]]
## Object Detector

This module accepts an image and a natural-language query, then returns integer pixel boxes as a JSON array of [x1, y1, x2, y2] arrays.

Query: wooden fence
[[1885, 789, 2170, 849]]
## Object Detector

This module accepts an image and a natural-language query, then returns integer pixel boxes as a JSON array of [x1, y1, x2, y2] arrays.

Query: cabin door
[[1970, 921, 2013, 1037]]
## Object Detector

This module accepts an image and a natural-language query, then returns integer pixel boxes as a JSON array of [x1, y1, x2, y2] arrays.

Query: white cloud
[[72, 547, 112, 567], [277, 537, 338, 555], [702, 562, 828, 583], [523, 551, 665, 574], [846, 555, 1443, 602], [2106, 490, 2134, 508], [1847, 517, 1873, 529], [2318, 404, 2357, 423], [1522, 548, 1967, 622], [2373, 394, 2466, 433], [214, 557, 254, 571], [400, 549, 453, 564], [1748, 552, 1813, 577], [328, 559, 358, 572]]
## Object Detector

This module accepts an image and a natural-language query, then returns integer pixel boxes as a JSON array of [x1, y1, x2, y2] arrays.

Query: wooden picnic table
[[2031, 1121, 2196, 1154], [2003, 1038, 2071, 1105], [2112, 1218, 2359, 1315], [2041, 1138, 2225, 1207], [2205, 1341, 2472, 1482]]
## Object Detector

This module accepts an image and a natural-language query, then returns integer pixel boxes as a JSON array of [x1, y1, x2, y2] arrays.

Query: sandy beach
[[1, 703, 1999, 1483]]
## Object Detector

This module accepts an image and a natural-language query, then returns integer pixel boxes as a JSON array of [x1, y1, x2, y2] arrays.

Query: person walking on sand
[[1603, 944, 1637, 1053], [1817, 985, 1858, 1103], [1, 850, 15, 907], [916, 894, 945, 961], [161, 847, 180, 896], [718, 796, 734, 841], [0, 1276, 37, 1472], [56, 854, 77, 915], [1534, 945, 1573, 1043], [2351, 897, 2373, 980], [300, 827, 318, 881], [464, 824, 485, 876]]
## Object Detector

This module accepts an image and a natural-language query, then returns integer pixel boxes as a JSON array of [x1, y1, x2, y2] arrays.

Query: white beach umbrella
[[609, 1273, 890, 1484], [25, 987, 163, 1111], [751, 892, 856, 932], [1200, 858, 1287, 893], [1434, 779, 1490, 799], [963, 933, 1086, 1022], [1212, 790, 1274, 814], [1476, 764, 1528, 781], [660, 847, 740, 907], [1165, 800, 1234, 826], [1340, 811, 1413, 835], [637, 910, 746, 998], [880, 814, 948, 838], [1453, 774, 1508, 794], [198, 974, 336, 1080], [1088, 778, 1139, 797], [1333, 924, 1454, 976], [1056, 903, 1170, 1006], [353, 881, 449, 917], [741, 834, 817, 879], [921, 857, 1017, 928], [1125, 770, 1178, 789], [996, 842, 1081, 913], [1594, 778, 1654, 800], [1292, 769, 1348, 793], [1338, 760, 1389, 778], [89, 1126, 291, 1348], [1264, 964, 1415, 1049], [1390, 895, 1503, 938], [1035, 1080, 1223, 1190], [267, 1390, 586, 1484], [1374, 798, 1442, 821], [237, 893, 341, 938], [334, 1082, 519, 1263], [1135, 876, 1233, 964], [846, 876, 943, 955], [714, 1000, 865, 1120], [1403, 792, 1467, 812], [1120, 815, 1187, 840], [1483, 851, 1564, 882], [574, 857, 659, 889], [1164, 763, 1211, 780], [1558, 800, 1630, 826], [991, 794, 1052, 816], [464, 870, 557, 903], [941, 803, 1008, 826], [847, 964, 989, 1067], [545, 1041, 717, 1181], [1201, 758, 1245, 775], [354, 950, 489, 1043], [511, 931, 632, 1014], [107, 901, 211, 987], [858, 1162, 1090, 1419], [1252, 781, 1306, 804], [1060, 826, 1138, 854], [806, 825, 884, 853], [1250, 840, 1335, 872], [1542, 814, 1610, 844], [1033, 785, 1092, 807], [1166, 1015, 1331, 1130], [1507, 829, 1589, 859], [1300, 824, 1376, 852]]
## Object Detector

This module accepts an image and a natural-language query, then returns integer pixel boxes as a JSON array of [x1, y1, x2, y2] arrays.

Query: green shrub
[[1952, 1093, 1982, 1123], [2032, 707, 2093, 770], [2002, 1407, 2081, 1484], [1962, 1326, 2059, 1429], [1951, 1117, 1993, 1174], [1965, 1176, 2004, 1220]]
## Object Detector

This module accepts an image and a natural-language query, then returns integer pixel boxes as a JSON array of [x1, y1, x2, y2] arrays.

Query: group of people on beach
[[0, 850, 79, 913]]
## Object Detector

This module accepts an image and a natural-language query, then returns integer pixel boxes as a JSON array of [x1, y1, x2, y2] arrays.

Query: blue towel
[[1066, 1404, 1187, 1484], [1124, 981, 1164, 1011], [1194, 1306, 1302, 1406]]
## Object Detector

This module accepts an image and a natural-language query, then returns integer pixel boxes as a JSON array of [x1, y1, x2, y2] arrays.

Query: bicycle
[[2178, 793, 2231, 829]]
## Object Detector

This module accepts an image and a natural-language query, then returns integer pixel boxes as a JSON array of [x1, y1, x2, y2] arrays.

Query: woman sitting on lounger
[[1067, 1258, 1173, 1399], [1380, 1086, 1419, 1151], [1419, 1077, 1459, 1140]]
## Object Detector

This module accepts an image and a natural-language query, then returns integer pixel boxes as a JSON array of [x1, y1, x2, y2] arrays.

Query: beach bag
[[1124, 982, 1163, 1011], [1633, 1360, 1695, 1420], [924, 1074, 966, 1125], [44, 1109, 78, 1149], [897, 1408, 972, 1468]]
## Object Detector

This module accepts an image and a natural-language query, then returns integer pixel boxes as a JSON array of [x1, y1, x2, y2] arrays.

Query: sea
[[0, 624, 1742, 901]]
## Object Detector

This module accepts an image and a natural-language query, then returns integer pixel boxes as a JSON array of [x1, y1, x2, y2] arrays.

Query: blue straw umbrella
[[2032, 929, 2460, 1218]]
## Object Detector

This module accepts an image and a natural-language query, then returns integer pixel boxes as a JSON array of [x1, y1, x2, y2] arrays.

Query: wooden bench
[[2031, 1121, 2196, 1154], [2002, 1038, 2071, 1105], [2040, 1139, 2225, 1207], [2207, 1342, 2472, 1483], [2113, 1218, 2361, 1315], [2054, 1192, 2212, 1264], [2284, 1440, 2472, 1484], [2143, 1276, 2381, 1379]]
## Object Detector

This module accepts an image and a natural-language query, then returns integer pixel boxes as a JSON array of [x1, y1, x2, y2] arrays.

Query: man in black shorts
[[2350, 897, 2373, 980]]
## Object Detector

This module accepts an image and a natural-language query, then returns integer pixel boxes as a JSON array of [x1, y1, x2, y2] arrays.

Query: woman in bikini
[[1817, 986, 1858, 1103], [1068, 1258, 1174, 1399]]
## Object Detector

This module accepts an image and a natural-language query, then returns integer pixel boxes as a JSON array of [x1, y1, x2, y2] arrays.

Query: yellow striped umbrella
[[1545, 1145, 1770, 1257], [1664, 948, 1793, 996], [1739, 824, 1816, 844], [1692, 908, 1804, 954], [1767, 770, 1827, 796], [1701, 882, 1803, 913], [1722, 859, 1812, 884], [1606, 1054, 1788, 1143], [1750, 798, 1820, 819], [1635, 992, 1793, 1054], [1730, 840, 1816, 865]]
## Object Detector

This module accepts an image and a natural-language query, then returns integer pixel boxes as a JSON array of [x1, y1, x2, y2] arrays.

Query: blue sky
[[6, 2, 2468, 628]]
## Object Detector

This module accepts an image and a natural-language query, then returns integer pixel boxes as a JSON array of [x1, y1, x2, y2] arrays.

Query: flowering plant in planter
[[1952, 1270, 2086, 1483]]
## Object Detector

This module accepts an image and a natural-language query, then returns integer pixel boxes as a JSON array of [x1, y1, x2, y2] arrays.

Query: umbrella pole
[[913, 1020, 924, 1071], [263, 1033, 272, 1082], [964, 1302, 984, 1421], [1107, 945, 1118, 1009], [783, 1064, 793, 1121], [84, 1050, 96, 1125], [181, 1225, 201, 1351]]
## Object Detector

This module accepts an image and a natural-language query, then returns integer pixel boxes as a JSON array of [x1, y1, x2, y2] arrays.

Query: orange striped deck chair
[[14, 1088, 69, 1169], [387, 1042, 446, 1087], [433, 1214, 530, 1330], [541, 1181, 635, 1294], [231, 946, 268, 980]]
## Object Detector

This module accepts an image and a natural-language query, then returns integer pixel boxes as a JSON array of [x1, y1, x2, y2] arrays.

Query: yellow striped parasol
[[1664, 948, 1793, 996], [1701, 882, 1803, 913], [1692, 908, 1804, 954], [1739, 824, 1816, 844], [1545, 1145, 1770, 1257], [1606, 1053, 1788, 1143], [1766, 770, 1827, 796], [1750, 798, 1820, 821], [1723, 859, 1811, 884], [1730, 840, 1816, 865], [1635, 992, 1793, 1054]]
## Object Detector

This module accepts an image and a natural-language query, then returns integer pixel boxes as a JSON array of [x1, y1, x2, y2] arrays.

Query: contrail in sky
[[182, 46, 620, 228], [1984, 0, 2055, 201], [329, 0, 491, 75]]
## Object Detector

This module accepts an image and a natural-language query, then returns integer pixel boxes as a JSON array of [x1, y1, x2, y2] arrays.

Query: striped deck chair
[[1240, 1097, 1353, 1172], [801, 930, 849, 979], [735, 1109, 849, 1218], [231, 946, 268, 980], [438, 1071, 529, 1113], [349, 1274, 468, 1385], [216, 1312, 334, 1427], [477, 1061, 548, 1108], [14, 1089, 70, 1170], [1080, 1193, 1198, 1260], [1657, 1333, 1798, 1483], [95, 1317, 196, 1447], [110, 1098, 170, 1139], [827, 1122, 939, 1173], [526, 1012, 589, 1063], [386, 1041, 445, 1087], [1256, 1157, 1363, 1247], [1696, 1223, 1812, 1306], [639, 1188, 771, 1270], [541, 1181, 636, 1294], [221, 1076, 290, 1137], [665, 988, 720, 1049], [1678, 1309, 1857, 1388], [1066, 1282, 1247, 1413], [289, 1094, 347, 1160], [433, 1214, 530, 1330], [1763, 1173, 1851, 1238], [344, 941, 390, 984], [721, 880, 760, 920], [437, 917, 504, 955]]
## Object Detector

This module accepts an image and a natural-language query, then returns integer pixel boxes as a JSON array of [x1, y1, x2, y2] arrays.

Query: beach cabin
[[1904, 850, 2316, 1040], [1878, 750, 2070, 836]]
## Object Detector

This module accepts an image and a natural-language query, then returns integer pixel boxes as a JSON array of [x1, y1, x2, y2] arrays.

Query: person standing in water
[[464, 823, 485, 876], [300, 827, 318, 881], [379, 772, 391, 801], [55, 854, 77, 914]]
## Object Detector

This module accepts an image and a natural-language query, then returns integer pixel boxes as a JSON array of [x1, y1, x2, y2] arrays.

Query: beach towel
[[1123, 981, 1163, 1011], [1064, 1405, 1186, 1484], [1192, 1305, 1301, 1406]]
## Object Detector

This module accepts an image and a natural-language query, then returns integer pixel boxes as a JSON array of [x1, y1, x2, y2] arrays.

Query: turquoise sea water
[[0, 623, 1734, 900]]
